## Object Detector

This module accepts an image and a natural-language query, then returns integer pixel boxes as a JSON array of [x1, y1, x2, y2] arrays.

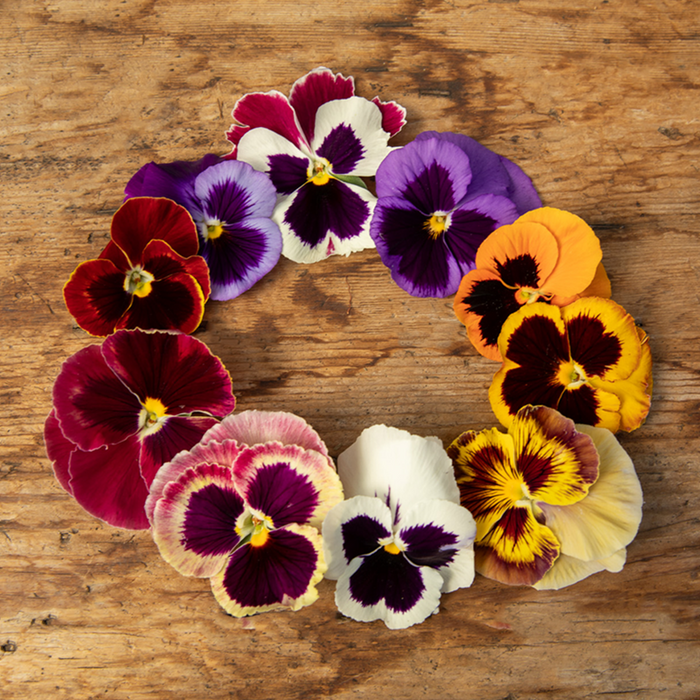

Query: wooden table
[[1, 1, 698, 697]]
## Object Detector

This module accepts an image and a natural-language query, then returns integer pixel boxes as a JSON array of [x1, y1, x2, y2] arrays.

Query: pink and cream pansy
[[148, 411, 343, 617], [229, 67, 407, 263], [448, 405, 643, 589]]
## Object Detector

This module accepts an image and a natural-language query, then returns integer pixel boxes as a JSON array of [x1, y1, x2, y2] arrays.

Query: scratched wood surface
[[1, 0, 699, 698]]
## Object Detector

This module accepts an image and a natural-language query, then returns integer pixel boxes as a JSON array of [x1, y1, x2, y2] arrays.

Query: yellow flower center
[[124, 268, 155, 297], [139, 397, 167, 435], [236, 513, 274, 547], [384, 541, 402, 555], [424, 213, 449, 239], [307, 157, 333, 186], [557, 360, 588, 389], [516, 287, 550, 305], [206, 223, 225, 240]]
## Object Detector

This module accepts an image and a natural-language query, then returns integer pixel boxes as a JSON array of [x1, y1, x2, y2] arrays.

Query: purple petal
[[374, 137, 472, 210], [52, 344, 141, 451], [289, 67, 355, 144], [499, 157, 543, 215], [267, 153, 309, 195], [316, 123, 365, 174], [341, 513, 391, 563], [400, 522, 458, 567]]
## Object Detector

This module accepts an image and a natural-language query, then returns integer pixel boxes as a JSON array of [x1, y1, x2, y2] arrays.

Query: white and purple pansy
[[370, 131, 542, 297], [229, 67, 407, 264], [322, 425, 476, 629], [148, 411, 343, 617], [125, 156, 282, 301]]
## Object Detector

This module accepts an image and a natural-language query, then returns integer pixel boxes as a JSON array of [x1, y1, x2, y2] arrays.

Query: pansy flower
[[44, 329, 236, 530], [125, 157, 282, 301], [454, 207, 611, 361], [448, 405, 643, 588], [489, 298, 653, 432], [148, 411, 343, 616], [230, 67, 407, 263], [64, 197, 211, 336], [323, 425, 476, 629], [369, 131, 542, 297]]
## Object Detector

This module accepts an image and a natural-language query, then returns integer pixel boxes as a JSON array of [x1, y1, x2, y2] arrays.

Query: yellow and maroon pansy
[[489, 297, 652, 432], [63, 197, 210, 336], [448, 405, 643, 589], [453, 207, 607, 361]]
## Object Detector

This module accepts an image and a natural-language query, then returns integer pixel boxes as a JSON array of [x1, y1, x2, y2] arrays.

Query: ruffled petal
[[52, 344, 141, 451], [538, 424, 643, 562], [101, 329, 236, 417], [335, 548, 444, 629], [322, 495, 392, 580], [337, 424, 459, 520], [371, 96, 407, 137], [200, 410, 330, 461], [152, 462, 244, 577], [533, 549, 626, 590], [210, 523, 325, 616], [233, 442, 343, 529], [44, 410, 76, 495]]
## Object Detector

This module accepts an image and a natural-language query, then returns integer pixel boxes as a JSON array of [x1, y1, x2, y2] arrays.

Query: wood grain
[[1, 1, 699, 698]]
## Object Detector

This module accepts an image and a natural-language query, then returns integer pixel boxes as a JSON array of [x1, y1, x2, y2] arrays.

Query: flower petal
[[237, 126, 310, 178], [371, 96, 407, 138], [337, 424, 459, 519], [233, 442, 343, 528], [335, 548, 444, 629], [52, 343, 141, 451], [532, 549, 627, 591], [538, 424, 643, 562], [200, 410, 330, 461], [152, 462, 244, 577], [322, 495, 393, 580], [210, 523, 325, 616], [101, 329, 236, 417], [44, 410, 76, 495]]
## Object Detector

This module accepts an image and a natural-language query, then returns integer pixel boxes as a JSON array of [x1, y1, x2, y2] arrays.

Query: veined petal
[[396, 500, 476, 593], [516, 208, 602, 298], [63, 258, 133, 337], [140, 239, 211, 299], [44, 410, 76, 495], [338, 425, 460, 519], [311, 97, 392, 175], [233, 442, 343, 529], [538, 424, 643, 562], [152, 463, 244, 578], [139, 415, 219, 487], [110, 197, 199, 262], [237, 126, 310, 178], [557, 382, 622, 432], [210, 523, 325, 616], [146, 438, 245, 524], [200, 410, 330, 461], [68, 435, 149, 530], [475, 506, 560, 586], [101, 329, 236, 417], [227, 90, 307, 155], [371, 96, 407, 137], [52, 344, 141, 451], [335, 547, 444, 629], [509, 405, 599, 505], [289, 67, 355, 144], [322, 495, 392, 580], [275, 179, 374, 263], [448, 427, 520, 540]]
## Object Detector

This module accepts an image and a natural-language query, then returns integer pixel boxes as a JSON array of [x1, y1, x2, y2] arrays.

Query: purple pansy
[[370, 131, 542, 297], [323, 425, 476, 629], [148, 411, 343, 617], [229, 67, 407, 263], [125, 156, 282, 301], [44, 329, 236, 530]]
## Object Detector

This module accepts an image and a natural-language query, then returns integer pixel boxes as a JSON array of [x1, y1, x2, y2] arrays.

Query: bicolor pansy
[[323, 425, 476, 629], [448, 405, 643, 588], [489, 297, 652, 432], [369, 131, 542, 297], [454, 207, 610, 360], [230, 67, 407, 263]]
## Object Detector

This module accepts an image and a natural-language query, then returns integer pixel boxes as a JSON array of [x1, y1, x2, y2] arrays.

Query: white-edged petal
[[237, 127, 310, 174], [337, 425, 459, 520]]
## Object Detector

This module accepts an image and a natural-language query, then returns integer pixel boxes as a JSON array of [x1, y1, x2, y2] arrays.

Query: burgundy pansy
[[44, 329, 236, 529], [64, 197, 210, 336]]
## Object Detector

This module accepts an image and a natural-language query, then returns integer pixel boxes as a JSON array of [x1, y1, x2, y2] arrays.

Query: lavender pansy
[[148, 411, 343, 617], [231, 67, 406, 263], [125, 156, 282, 301], [370, 131, 542, 297], [323, 425, 476, 629]]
